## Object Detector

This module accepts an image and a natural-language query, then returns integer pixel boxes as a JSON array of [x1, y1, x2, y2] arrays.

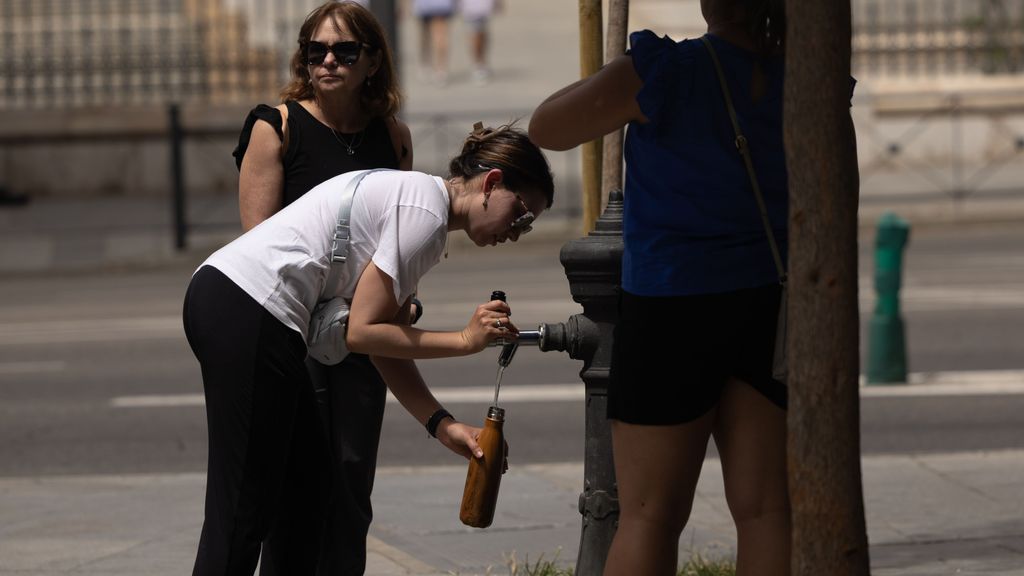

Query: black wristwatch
[[411, 297, 424, 325], [426, 408, 453, 438]]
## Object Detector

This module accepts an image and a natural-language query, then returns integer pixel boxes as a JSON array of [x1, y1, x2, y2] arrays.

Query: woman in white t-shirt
[[183, 124, 554, 576]]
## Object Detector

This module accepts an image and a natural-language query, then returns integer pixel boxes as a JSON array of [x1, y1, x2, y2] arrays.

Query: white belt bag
[[307, 169, 391, 365]]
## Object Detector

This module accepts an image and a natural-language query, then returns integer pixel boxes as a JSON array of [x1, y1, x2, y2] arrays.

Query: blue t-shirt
[[623, 31, 790, 296]]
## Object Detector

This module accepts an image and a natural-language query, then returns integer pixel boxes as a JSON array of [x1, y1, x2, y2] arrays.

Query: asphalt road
[[1, 222, 1023, 477]]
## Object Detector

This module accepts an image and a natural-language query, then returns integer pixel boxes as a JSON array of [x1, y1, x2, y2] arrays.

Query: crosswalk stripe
[[0, 360, 66, 375], [110, 384, 587, 408], [109, 371, 1024, 407]]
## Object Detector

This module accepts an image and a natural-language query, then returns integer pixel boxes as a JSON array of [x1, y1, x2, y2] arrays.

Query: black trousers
[[311, 354, 387, 576], [184, 266, 330, 576]]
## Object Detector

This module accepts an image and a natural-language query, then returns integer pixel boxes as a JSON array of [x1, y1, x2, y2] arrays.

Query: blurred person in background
[[411, 0, 455, 84], [231, 1, 412, 574], [529, 1, 809, 574], [187, 125, 554, 576], [461, 0, 502, 83]]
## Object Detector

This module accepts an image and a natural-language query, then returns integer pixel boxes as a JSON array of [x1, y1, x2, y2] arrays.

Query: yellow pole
[[579, 0, 603, 234], [602, 0, 629, 202]]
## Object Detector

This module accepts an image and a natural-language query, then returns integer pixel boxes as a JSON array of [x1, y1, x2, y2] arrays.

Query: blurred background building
[[1, 0, 1023, 254], [855, 0, 1024, 76], [3, 0, 1023, 109], [1, 0, 289, 109]]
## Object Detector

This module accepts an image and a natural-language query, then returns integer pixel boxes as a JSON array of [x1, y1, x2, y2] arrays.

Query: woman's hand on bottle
[[438, 420, 484, 459], [461, 300, 519, 353]]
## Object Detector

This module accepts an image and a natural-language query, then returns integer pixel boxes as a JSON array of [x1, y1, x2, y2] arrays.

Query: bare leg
[[713, 378, 790, 576], [603, 410, 717, 576], [418, 18, 431, 69], [429, 16, 450, 79], [471, 27, 487, 68], [469, 24, 491, 82]]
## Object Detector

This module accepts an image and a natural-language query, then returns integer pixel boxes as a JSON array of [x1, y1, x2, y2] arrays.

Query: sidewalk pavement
[[4, 184, 1024, 276], [3, 443, 1024, 575]]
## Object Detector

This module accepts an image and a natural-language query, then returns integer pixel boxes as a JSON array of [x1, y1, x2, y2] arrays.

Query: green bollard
[[867, 212, 911, 384]]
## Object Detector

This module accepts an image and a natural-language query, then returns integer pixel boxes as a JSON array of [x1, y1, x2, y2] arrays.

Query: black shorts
[[607, 285, 787, 425]]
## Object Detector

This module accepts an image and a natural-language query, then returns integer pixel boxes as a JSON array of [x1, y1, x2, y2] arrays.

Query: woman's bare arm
[[528, 54, 647, 151], [238, 105, 288, 230], [344, 261, 511, 359]]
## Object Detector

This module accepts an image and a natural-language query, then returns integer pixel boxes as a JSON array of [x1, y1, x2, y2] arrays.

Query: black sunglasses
[[305, 40, 368, 66], [511, 195, 535, 235]]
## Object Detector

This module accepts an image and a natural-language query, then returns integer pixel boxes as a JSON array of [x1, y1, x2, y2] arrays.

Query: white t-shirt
[[461, 0, 495, 20], [202, 170, 450, 340]]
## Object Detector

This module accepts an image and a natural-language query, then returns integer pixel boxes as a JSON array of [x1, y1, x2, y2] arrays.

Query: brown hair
[[279, 1, 402, 118], [449, 122, 555, 209]]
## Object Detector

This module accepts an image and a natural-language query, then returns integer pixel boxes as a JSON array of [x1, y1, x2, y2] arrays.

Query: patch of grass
[[490, 549, 736, 576], [505, 545, 573, 573], [678, 553, 736, 576], [501, 549, 572, 576]]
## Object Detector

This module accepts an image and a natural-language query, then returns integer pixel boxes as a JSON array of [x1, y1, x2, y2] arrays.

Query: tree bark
[[784, 1, 871, 574]]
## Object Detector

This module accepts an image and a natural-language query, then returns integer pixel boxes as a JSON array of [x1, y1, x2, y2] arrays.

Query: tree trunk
[[784, 1, 871, 575]]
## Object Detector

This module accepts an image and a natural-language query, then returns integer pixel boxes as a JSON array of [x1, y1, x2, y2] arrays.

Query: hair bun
[[463, 121, 492, 154]]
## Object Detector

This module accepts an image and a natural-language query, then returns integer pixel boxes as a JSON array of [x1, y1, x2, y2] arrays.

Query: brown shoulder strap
[[701, 36, 786, 282]]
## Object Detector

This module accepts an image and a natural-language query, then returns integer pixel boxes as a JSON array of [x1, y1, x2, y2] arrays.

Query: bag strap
[[701, 36, 786, 284], [331, 168, 390, 264], [323, 168, 392, 297]]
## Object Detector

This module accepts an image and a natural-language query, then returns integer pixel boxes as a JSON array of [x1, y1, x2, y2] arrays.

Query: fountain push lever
[[492, 327, 543, 367]]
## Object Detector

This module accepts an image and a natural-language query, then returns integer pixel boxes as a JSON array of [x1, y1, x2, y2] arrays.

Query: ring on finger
[[495, 319, 503, 329]]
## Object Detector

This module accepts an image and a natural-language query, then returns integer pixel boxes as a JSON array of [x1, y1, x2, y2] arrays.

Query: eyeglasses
[[511, 195, 535, 235], [305, 40, 368, 66]]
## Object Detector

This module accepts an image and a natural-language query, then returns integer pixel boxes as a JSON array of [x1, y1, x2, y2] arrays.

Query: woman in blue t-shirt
[[530, 1, 792, 573]]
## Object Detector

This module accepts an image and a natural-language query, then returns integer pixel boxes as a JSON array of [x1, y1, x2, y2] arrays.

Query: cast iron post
[[538, 189, 623, 575]]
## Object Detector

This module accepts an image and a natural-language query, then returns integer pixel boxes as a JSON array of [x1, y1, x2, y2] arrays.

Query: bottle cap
[[487, 406, 505, 421], [490, 290, 506, 302]]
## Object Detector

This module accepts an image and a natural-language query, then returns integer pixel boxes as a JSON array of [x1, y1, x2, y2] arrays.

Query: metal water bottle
[[459, 405, 506, 528]]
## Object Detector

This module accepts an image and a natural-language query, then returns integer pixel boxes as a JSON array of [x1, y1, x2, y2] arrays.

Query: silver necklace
[[330, 127, 364, 155]]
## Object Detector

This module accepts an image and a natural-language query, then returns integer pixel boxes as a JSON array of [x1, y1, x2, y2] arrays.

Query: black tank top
[[281, 100, 399, 206], [232, 100, 401, 206]]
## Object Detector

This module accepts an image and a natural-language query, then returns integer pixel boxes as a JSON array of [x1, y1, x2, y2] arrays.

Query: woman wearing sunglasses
[[230, 2, 413, 575], [187, 124, 553, 576]]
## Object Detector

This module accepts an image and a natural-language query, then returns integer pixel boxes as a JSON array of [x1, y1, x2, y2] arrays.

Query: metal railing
[[853, 0, 1024, 77], [855, 87, 1024, 208], [5, 1, 1024, 110], [0, 103, 581, 250], [0, 0, 325, 109]]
